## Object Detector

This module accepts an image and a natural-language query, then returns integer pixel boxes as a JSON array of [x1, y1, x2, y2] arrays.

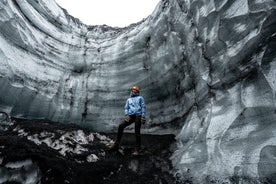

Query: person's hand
[[125, 115, 130, 122], [141, 117, 146, 124]]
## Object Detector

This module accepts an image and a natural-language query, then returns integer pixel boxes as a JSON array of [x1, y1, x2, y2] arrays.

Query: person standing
[[109, 86, 146, 155]]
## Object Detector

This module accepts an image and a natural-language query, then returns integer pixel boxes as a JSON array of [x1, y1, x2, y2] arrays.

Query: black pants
[[116, 115, 142, 148]]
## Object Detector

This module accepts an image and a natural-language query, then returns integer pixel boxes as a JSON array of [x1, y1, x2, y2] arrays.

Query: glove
[[125, 115, 130, 122], [141, 117, 146, 124]]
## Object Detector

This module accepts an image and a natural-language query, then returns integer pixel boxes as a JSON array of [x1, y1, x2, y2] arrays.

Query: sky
[[55, 0, 160, 27]]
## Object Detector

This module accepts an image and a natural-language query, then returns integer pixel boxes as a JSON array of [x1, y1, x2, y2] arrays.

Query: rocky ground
[[0, 114, 184, 184]]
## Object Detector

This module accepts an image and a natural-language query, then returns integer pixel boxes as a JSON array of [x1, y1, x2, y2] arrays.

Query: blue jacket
[[125, 93, 146, 117]]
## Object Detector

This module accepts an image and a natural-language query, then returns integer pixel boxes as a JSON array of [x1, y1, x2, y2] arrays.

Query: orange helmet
[[131, 86, 140, 93]]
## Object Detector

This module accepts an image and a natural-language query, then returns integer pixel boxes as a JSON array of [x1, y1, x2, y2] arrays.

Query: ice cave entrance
[[55, 0, 160, 27]]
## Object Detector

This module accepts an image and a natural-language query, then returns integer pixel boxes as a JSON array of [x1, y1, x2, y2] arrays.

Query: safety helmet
[[131, 86, 140, 93]]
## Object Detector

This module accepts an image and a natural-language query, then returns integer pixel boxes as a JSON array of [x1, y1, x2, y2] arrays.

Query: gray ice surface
[[0, 0, 276, 183]]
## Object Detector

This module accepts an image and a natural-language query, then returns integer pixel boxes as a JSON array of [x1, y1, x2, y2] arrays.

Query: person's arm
[[124, 99, 129, 115], [141, 97, 146, 117], [140, 97, 146, 124], [124, 99, 130, 122]]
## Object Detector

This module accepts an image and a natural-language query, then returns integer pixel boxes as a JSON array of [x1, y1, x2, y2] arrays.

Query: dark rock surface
[[0, 118, 179, 184]]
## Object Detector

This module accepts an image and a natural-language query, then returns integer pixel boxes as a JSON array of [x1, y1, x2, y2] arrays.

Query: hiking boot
[[108, 142, 119, 151], [132, 148, 140, 156]]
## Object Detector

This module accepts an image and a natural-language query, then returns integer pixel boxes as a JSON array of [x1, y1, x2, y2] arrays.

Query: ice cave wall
[[0, 0, 191, 133], [0, 0, 276, 182]]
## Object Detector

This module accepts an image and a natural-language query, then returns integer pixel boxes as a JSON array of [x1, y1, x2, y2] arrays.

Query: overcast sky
[[55, 0, 160, 27]]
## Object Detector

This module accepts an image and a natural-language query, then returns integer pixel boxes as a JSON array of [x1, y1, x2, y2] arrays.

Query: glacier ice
[[0, 0, 276, 182], [0, 159, 41, 184]]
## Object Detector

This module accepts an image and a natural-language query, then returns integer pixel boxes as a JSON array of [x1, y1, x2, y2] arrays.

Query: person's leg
[[116, 116, 134, 144], [134, 116, 142, 149]]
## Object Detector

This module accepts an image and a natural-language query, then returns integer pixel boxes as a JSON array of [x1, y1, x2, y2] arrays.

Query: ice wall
[[0, 0, 189, 133], [0, 0, 276, 182]]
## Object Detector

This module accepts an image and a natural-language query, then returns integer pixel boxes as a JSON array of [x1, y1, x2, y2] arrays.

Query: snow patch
[[12, 126, 113, 163], [87, 154, 99, 163], [5, 159, 33, 169], [95, 133, 114, 146]]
